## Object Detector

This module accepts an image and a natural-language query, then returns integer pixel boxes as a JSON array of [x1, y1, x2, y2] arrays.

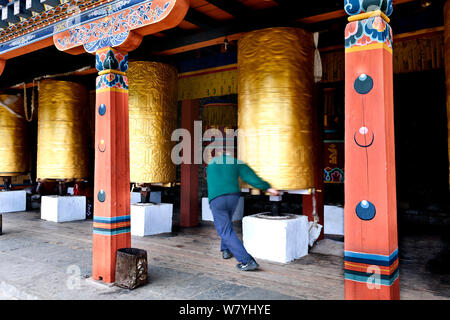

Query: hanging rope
[[22, 80, 40, 122], [313, 32, 323, 83]]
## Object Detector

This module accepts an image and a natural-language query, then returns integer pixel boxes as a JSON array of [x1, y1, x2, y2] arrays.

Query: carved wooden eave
[[0, 0, 189, 60]]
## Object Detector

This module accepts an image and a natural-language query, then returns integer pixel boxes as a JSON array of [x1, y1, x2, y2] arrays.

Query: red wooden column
[[92, 47, 131, 283], [344, 2, 399, 300], [180, 99, 199, 227]]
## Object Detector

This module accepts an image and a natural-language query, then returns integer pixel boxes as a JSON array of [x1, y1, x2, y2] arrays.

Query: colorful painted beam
[[344, 0, 399, 300], [0, 0, 189, 60]]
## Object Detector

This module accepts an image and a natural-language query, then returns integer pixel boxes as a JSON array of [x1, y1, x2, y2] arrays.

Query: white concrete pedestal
[[243, 214, 309, 263], [41, 196, 86, 223], [324, 205, 344, 236], [202, 197, 244, 222], [0, 191, 26, 213], [131, 203, 173, 236]]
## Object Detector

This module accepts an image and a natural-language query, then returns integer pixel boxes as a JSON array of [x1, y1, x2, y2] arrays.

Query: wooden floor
[[0, 210, 449, 300]]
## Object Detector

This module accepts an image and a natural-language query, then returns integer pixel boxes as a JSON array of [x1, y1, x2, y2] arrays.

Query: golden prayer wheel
[[36, 80, 89, 180], [0, 94, 28, 176], [128, 61, 178, 184], [238, 27, 315, 190]]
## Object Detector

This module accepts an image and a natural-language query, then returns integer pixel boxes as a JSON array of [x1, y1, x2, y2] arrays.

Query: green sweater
[[206, 155, 271, 202]]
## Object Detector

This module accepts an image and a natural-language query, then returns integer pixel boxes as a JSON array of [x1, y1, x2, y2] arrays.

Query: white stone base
[[0, 191, 26, 213], [202, 197, 244, 222], [324, 205, 344, 236], [131, 203, 173, 236], [41, 196, 86, 223], [243, 214, 309, 263]]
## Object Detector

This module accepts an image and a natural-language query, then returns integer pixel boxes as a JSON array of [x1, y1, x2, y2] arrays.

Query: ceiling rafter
[[183, 8, 222, 30], [150, 0, 436, 55], [203, 0, 252, 19]]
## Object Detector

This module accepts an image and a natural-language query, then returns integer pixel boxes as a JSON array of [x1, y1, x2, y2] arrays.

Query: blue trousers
[[210, 193, 252, 264]]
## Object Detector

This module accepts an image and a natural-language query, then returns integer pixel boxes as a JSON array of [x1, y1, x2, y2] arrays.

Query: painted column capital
[[344, 0, 393, 17], [95, 48, 128, 93], [95, 47, 128, 72], [344, 1, 393, 54]]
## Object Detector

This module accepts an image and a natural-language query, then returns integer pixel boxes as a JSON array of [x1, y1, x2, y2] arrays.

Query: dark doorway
[[394, 69, 449, 214]]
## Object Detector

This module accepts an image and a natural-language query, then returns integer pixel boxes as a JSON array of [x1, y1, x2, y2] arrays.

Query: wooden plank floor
[[0, 210, 449, 300]]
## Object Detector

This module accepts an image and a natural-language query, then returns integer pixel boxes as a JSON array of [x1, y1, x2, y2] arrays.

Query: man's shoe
[[236, 259, 259, 271], [222, 249, 233, 259]]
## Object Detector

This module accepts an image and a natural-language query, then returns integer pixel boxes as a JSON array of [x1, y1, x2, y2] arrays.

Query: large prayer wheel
[[0, 94, 28, 176], [128, 61, 178, 184], [37, 80, 88, 179], [238, 27, 315, 190]]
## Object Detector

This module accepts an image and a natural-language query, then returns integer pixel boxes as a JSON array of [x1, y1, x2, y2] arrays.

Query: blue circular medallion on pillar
[[355, 200, 376, 221], [98, 190, 106, 202], [354, 74, 373, 95], [98, 104, 106, 116]]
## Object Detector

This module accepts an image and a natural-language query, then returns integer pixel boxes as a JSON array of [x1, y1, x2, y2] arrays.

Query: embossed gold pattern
[[37, 80, 89, 179], [0, 95, 28, 176], [128, 61, 178, 183], [238, 27, 315, 190]]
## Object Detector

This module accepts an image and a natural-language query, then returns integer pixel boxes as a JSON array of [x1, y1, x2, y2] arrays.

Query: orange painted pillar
[[92, 47, 131, 283], [344, 1, 399, 300]]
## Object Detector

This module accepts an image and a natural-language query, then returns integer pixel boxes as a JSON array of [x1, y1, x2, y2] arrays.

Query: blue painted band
[[344, 268, 399, 286], [345, 249, 398, 266], [94, 215, 131, 223], [345, 248, 398, 261], [93, 226, 131, 236]]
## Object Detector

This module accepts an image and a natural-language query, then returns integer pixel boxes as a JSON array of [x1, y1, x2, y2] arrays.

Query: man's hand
[[267, 188, 280, 196]]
